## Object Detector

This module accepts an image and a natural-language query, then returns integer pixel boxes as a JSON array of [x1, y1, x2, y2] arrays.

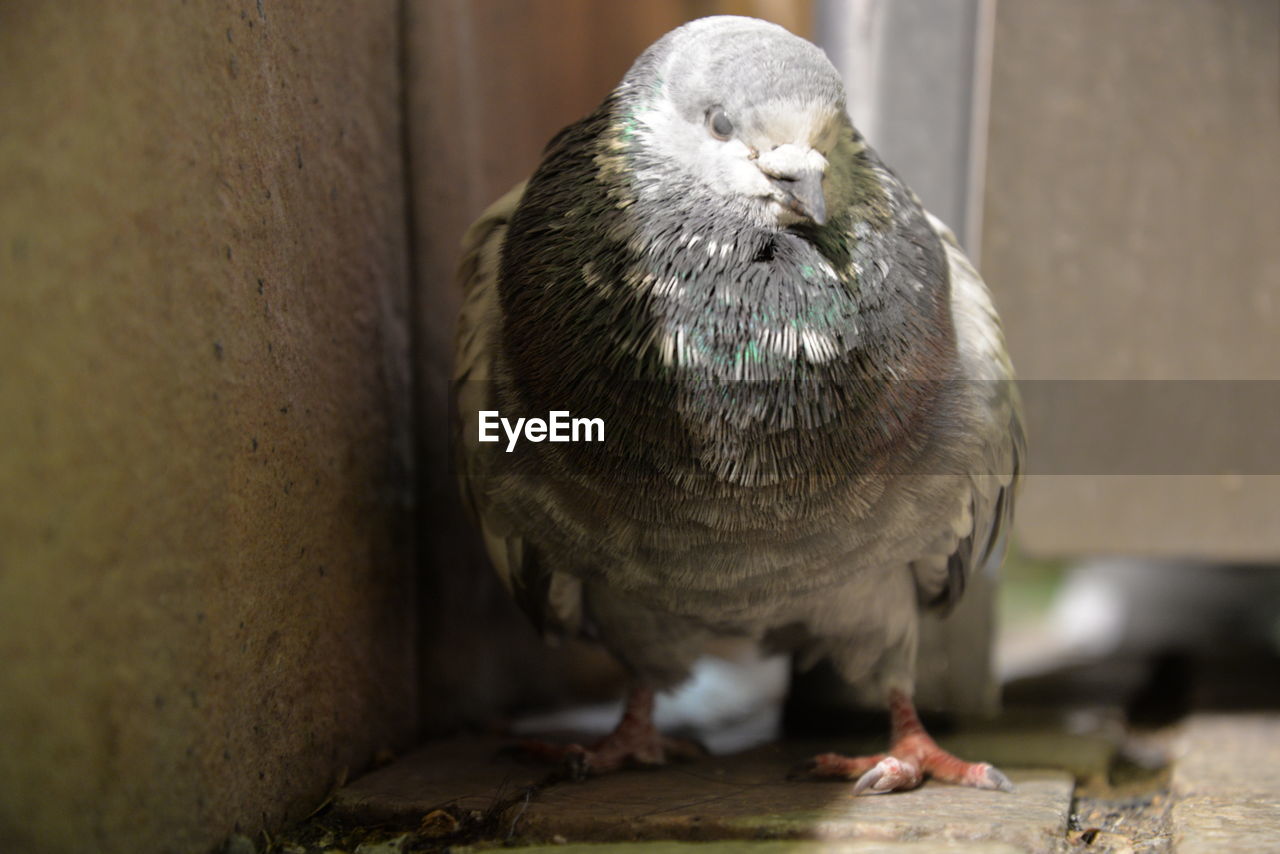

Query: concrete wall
[[0, 4, 416, 852], [981, 0, 1280, 558]]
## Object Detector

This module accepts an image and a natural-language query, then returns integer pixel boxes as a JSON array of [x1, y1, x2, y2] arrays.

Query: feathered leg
[[792, 688, 1013, 794]]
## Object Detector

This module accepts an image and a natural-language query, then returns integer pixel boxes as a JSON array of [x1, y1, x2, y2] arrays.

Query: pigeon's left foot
[[789, 689, 1014, 795], [507, 686, 705, 778]]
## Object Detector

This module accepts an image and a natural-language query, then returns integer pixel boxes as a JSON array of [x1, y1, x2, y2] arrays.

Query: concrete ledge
[[334, 737, 1073, 851]]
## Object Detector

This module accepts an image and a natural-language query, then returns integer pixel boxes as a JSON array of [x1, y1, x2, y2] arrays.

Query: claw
[[970, 762, 1015, 793], [851, 766, 883, 795], [852, 756, 922, 795]]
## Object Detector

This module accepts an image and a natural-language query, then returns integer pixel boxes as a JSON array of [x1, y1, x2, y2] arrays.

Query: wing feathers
[[454, 182, 585, 637], [914, 214, 1025, 611]]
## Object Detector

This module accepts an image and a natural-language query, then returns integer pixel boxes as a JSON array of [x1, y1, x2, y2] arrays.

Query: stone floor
[[334, 735, 1076, 850], [240, 644, 1280, 854], [1169, 715, 1280, 854], [241, 708, 1280, 853]]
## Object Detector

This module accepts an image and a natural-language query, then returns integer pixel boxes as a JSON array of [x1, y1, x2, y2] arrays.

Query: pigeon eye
[[707, 107, 734, 141]]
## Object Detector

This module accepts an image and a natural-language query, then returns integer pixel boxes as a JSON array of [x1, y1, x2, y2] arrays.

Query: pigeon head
[[618, 16, 849, 228]]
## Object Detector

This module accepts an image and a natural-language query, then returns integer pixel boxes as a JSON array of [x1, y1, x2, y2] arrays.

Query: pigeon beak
[[757, 144, 829, 226], [774, 169, 827, 226]]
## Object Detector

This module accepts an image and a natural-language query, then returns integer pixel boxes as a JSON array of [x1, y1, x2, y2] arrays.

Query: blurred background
[[2, 1, 1277, 852]]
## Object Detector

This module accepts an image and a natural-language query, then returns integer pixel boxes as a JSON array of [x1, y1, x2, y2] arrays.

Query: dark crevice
[[395, 0, 426, 736]]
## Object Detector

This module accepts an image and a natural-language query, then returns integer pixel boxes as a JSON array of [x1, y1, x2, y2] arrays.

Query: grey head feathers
[[615, 16, 850, 232], [622, 16, 845, 136]]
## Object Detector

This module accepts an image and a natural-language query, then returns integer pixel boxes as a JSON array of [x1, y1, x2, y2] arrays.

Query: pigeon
[[453, 15, 1023, 794]]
